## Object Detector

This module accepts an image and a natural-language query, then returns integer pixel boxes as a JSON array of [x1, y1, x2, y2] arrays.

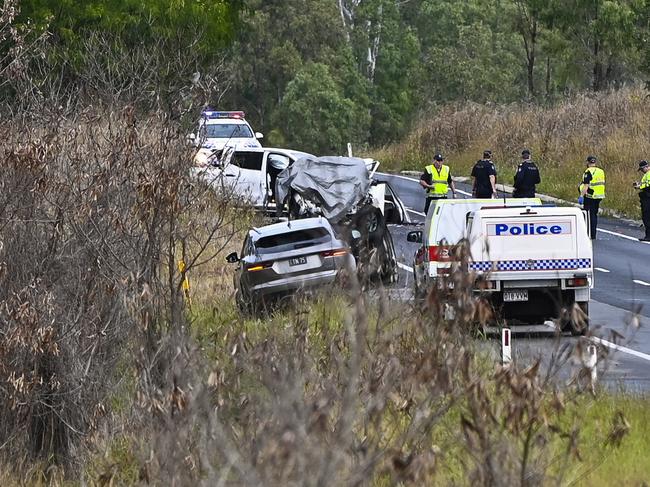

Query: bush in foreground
[[0, 105, 646, 486]]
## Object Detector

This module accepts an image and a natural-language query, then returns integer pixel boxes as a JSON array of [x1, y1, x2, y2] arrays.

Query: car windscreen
[[255, 227, 332, 254], [205, 123, 253, 138]]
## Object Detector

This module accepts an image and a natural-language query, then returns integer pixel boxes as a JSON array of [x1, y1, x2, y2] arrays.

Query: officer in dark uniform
[[471, 150, 497, 198], [512, 149, 540, 198], [634, 160, 650, 241]]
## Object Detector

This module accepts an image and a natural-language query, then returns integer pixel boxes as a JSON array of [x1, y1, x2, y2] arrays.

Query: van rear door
[[479, 213, 579, 263]]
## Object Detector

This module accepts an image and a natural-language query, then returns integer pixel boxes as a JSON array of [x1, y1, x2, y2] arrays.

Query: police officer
[[471, 150, 497, 198], [578, 155, 605, 240], [512, 149, 540, 198], [420, 153, 456, 215], [633, 160, 650, 242]]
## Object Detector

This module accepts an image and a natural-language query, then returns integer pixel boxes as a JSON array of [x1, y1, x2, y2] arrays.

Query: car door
[[222, 151, 265, 206], [264, 152, 293, 207]]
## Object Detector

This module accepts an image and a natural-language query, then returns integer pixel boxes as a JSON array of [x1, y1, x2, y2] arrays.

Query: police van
[[408, 198, 541, 297], [465, 205, 593, 334]]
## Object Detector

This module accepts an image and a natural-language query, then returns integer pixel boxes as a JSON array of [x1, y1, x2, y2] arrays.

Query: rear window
[[255, 227, 331, 253]]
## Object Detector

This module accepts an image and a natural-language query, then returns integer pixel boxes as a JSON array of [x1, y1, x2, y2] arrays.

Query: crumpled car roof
[[276, 156, 371, 222]]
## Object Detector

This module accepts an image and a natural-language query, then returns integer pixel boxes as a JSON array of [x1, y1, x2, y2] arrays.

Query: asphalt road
[[377, 172, 650, 391]]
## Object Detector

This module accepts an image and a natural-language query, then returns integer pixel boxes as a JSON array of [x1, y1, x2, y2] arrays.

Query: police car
[[188, 110, 263, 151]]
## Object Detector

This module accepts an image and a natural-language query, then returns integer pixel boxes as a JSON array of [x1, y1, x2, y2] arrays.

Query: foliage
[[0, 100, 246, 473], [4, 0, 650, 151], [276, 62, 370, 154]]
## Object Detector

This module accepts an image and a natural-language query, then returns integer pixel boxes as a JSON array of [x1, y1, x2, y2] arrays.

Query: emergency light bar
[[202, 110, 246, 119]]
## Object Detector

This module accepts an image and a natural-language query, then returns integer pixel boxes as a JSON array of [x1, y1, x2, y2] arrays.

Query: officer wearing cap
[[633, 160, 650, 241], [578, 155, 605, 240], [420, 153, 456, 215], [512, 149, 540, 198], [471, 150, 497, 198]]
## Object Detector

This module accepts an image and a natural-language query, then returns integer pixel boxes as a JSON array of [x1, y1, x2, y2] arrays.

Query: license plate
[[289, 256, 308, 266], [503, 290, 528, 302]]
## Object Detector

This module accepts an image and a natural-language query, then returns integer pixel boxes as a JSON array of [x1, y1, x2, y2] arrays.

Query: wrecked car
[[275, 156, 401, 284]]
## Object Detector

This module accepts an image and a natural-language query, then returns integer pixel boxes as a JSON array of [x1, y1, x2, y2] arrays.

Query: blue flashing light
[[201, 110, 245, 119]]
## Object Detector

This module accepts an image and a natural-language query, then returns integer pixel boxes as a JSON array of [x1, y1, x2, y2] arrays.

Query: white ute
[[466, 205, 593, 334]]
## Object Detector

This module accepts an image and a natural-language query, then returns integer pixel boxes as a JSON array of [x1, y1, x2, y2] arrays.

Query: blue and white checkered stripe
[[469, 258, 592, 272]]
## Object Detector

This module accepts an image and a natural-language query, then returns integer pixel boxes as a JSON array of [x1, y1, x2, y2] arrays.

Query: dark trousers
[[642, 197, 650, 238], [512, 188, 535, 198], [424, 196, 447, 215], [583, 197, 601, 239]]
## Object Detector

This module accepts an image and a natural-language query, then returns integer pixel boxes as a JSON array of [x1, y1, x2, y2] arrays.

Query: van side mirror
[[407, 231, 423, 243], [255, 132, 264, 140], [226, 251, 239, 263]]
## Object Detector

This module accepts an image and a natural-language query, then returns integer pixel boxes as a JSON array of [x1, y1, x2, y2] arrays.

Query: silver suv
[[227, 218, 355, 313]]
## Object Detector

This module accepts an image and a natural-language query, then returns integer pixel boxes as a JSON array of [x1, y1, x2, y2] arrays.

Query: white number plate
[[503, 290, 528, 302], [289, 256, 308, 266]]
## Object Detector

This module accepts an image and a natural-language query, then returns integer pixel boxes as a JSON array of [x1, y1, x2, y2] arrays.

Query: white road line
[[595, 267, 610, 273], [589, 336, 650, 362], [542, 322, 650, 362], [633, 279, 650, 287], [397, 262, 414, 273], [598, 227, 650, 244], [407, 208, 426, 217], [455, 189, 472, 197]]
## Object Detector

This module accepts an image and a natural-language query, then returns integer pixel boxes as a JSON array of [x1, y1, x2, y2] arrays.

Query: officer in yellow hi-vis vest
[[579, 155, 605, 240], [419, 153, 456, 215], [634, 160, 650, 242]]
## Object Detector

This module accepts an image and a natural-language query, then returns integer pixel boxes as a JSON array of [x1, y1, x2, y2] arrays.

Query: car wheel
[[236, 288, 255, 316]]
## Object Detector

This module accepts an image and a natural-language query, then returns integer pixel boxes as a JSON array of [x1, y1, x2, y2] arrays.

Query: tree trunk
[[545, 56, 551, 98], [516, 0, 537, 99], [593, 38, 603, 91], [592, 1, 603, 91], [526, 20, 537, 98]]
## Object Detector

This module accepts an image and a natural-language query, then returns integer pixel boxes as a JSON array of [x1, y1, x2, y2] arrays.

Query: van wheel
[[564, 302, 589, 336]]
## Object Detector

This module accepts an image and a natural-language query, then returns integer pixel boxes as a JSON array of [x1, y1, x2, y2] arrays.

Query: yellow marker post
[[178, 259, 191, 308]]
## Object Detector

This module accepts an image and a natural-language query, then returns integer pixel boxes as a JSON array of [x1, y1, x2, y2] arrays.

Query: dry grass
[[65, 248, 638, 486], [372, 87, 650, 217]]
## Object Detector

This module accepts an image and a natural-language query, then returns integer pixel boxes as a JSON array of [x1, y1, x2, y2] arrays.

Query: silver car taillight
[[321, 249, 348, 258]]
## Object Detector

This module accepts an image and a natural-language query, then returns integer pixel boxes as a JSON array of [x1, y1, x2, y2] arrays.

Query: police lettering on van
[[486, 222, 572, 236]]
